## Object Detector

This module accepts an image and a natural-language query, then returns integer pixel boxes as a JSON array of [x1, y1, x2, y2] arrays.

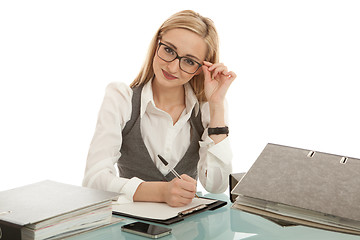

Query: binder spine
[[0, 221, 22, 240]]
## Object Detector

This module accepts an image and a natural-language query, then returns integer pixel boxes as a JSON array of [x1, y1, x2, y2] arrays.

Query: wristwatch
[[208, 126, 229, 136]]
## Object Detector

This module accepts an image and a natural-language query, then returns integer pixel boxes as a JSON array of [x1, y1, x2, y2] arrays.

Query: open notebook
[[112, 197, 227, 225]]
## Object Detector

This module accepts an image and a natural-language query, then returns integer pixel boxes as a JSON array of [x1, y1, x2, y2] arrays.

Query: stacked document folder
[[0, 180, 120, 240], [231, 143, 360, 235]]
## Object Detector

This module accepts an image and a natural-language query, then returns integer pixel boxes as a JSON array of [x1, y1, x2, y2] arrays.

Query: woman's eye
[[184, 58, 195, 66], [164, 47, 175, 55]]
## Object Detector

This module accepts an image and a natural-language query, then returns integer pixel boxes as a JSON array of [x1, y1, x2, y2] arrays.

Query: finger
[[168, 197, 192, 207], [180, 189, 196, 200], [170, 179, 195, 200], [177, 197, 193, 207], [180, 174, 197, 185], [180, 180, 197, 193], [177, 178, 196, 194], [227, 71, 237, 81], [166, 180, 195, 207], [205, 63, 227, 72], [208, 62, 225, 71], [212, 66, 228, 79], [203, 61, 213, 67], [219, 69, 236, 81], [168, 195, 191, 207], [201, 65, 212, 83], [210, 66, 228, 80]]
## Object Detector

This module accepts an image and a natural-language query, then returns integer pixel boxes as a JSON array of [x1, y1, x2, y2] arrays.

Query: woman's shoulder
[[106, 81, 131, 92], [104, 82, 133, 100], [101, 82, 133, 125]]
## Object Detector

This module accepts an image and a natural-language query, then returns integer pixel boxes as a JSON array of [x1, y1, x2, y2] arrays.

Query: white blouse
[[82, 80, 232, 201]]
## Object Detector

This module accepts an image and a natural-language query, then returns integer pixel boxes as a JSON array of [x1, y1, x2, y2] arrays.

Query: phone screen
[[121, 222, 172, 238]]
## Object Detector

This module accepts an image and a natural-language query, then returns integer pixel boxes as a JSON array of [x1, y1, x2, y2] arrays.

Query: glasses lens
[[180, 58, 199, 74], [158, 44, 176, 62], [158, 43, 200, 74]]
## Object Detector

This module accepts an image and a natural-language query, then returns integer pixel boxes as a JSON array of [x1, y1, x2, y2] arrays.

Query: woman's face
[[152, 28, 207, 89]]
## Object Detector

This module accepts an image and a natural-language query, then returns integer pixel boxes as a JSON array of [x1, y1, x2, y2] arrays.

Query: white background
[[1, 0, 359, 191]]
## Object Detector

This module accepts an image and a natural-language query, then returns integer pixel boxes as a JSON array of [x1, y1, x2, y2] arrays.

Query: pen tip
[[158, 155, 168, 166]]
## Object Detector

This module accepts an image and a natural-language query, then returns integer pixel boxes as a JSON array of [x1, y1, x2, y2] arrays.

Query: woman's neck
[[151, 80, 186, 125], [152, 80, 185, 109]]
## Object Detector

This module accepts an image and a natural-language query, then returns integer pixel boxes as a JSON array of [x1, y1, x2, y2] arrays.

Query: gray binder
[[231, 143, 360, 235]]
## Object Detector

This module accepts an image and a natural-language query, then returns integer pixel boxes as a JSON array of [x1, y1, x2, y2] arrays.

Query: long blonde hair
[[129, 10, 219, 102]]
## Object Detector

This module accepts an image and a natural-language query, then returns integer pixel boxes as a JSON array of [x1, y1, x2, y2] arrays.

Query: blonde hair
[[129, 10, 219, 102]]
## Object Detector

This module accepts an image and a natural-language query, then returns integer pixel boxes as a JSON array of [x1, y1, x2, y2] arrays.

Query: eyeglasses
[[157, 42, 202, 74]]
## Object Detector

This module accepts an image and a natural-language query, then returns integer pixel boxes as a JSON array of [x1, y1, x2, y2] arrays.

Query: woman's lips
[[162, 69, 178, 80]]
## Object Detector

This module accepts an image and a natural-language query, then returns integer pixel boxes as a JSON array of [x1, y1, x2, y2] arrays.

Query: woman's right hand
[[163, 174, 197, 207]]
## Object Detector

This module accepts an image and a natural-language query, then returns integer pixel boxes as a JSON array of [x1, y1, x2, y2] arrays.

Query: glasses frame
[[157, 42, 203, 74]]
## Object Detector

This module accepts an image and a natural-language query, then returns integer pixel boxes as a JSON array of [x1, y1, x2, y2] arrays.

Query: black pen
[[158, 154, 199, 198], [158, 155, 182, 179]]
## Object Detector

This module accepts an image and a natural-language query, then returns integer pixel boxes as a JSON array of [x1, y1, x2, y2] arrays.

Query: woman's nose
[[167, 58, 180, 73]]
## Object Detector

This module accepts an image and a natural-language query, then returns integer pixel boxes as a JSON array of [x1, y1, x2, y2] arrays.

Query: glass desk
[[69, 193, 360, 240]]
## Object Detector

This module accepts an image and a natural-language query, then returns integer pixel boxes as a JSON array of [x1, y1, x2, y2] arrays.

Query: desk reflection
[[230, 202, 360, 240], [166, 193, 255, 240], [69, 193, 360, 240]]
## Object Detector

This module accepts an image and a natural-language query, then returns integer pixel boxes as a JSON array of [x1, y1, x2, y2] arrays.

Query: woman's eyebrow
[[162, 40, 177, 50], [162, 40, 201, 62]]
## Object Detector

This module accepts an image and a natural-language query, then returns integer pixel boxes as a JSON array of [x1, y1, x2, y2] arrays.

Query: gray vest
[[117, 85, 204, 181]]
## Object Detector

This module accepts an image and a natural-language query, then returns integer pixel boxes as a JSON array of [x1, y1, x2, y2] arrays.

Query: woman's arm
[[198, 101, 233, 193], [202, 61, 236, 143], [82, 83, 142, 197], [197, 61, 236, 193]]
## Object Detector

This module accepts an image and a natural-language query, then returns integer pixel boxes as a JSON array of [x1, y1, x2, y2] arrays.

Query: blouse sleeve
[[82, 82, 144, 201], [197, 100, 233, 193]]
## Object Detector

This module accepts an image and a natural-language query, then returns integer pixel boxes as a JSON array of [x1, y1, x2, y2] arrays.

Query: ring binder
[[307, 151, 316, 158], [340, 157, 348, 164], [0, 180, 120, 240], [231, 143, 360, 235]]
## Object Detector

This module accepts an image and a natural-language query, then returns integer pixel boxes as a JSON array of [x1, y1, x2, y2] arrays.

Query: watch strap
[[208, 126, 229, 136]]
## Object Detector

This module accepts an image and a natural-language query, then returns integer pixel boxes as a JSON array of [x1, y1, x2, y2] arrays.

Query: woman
[[82, 10, 236, 207]]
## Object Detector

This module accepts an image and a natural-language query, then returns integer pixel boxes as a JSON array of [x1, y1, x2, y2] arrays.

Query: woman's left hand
[[202, 61, 236, 104]]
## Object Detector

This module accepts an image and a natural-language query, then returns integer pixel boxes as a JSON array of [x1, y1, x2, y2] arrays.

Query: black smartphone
[[121, 221, 172, 239]]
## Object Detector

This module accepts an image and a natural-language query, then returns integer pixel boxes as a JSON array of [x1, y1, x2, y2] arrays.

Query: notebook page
[[112, 198, 216, 220]]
